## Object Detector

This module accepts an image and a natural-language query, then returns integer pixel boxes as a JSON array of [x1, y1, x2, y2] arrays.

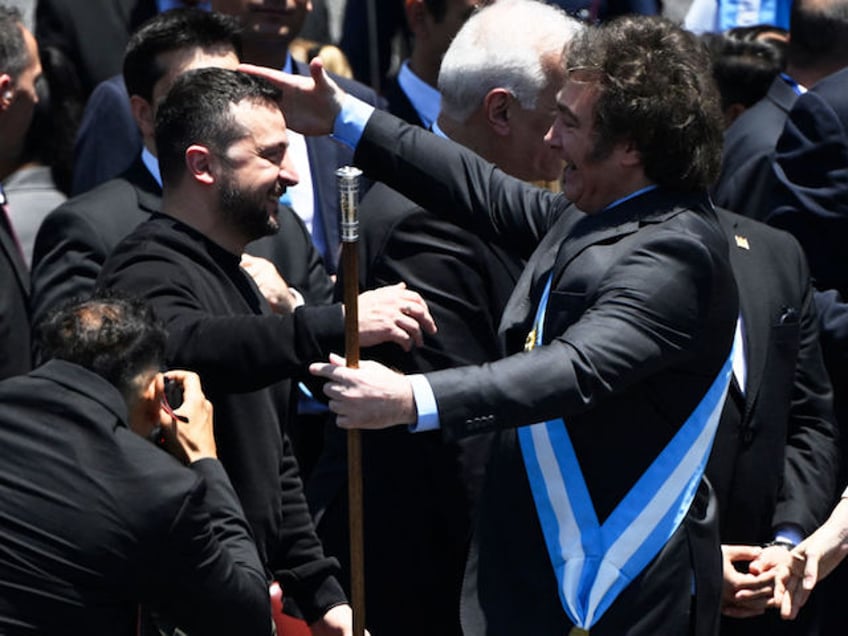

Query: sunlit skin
[[501, 58, 566, 182], [544, 79, 649, 214], [211, 100, 299, 248]]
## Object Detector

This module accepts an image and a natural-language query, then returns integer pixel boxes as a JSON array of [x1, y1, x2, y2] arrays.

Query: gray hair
[[437, 0, 582, 123], [0, 5, 28, 79]]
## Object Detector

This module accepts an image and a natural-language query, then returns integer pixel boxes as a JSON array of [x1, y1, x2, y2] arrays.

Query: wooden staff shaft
[[338, 165, 365, 636], [342, 242, 365, 636]]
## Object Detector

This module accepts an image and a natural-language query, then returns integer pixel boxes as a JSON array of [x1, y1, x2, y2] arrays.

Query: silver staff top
[[336, 166, 363, 243]]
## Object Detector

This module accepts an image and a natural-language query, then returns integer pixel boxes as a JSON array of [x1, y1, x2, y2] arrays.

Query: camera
[[163, 377, 184, 410]]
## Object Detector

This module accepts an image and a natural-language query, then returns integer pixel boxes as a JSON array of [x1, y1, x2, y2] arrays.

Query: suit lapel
[[551, 189, 709, 286], [721, 214, 768, 424], [0, 222, 28, 294]]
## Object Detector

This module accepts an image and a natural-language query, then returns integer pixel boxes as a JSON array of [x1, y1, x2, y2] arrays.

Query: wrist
[[763, 538, 796, 551]]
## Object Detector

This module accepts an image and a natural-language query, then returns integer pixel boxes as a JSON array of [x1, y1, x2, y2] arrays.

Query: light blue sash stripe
[[519, 353, 731, 628]]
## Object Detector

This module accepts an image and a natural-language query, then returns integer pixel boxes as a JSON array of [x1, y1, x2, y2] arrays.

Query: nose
[[279, 154, 299, 187]]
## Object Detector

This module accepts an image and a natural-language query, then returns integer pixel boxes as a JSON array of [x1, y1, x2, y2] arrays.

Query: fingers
[[723, 544, 763, 563]]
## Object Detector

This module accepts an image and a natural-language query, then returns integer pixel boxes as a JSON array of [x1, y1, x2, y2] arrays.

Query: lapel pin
[[734, 234, 750, 250]]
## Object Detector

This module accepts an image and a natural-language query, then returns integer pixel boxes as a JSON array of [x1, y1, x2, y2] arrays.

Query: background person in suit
[[381, 0, 481, 128], [310, 3, 581, 635], [0, 294, 269, 635], [707, 210, 839, 635], [97, 67, 435, 635], [0, 4, 37, 380], [712, 0, 848, 220], [257, 15, 738, 634]]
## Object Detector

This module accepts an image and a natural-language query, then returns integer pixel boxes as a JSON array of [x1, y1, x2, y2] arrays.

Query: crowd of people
[[2, 1, 848, 635]]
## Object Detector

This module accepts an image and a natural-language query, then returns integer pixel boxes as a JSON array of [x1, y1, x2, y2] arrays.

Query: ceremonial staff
[[337, 166, 365, 636]]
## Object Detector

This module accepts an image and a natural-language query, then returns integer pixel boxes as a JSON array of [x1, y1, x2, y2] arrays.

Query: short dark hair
[[37, 294, 167, 402], [155, 67, 282, 186], [424, 0, 449, 22], [788, 0, 848, 71], [705, 32, 784, 110], [0, 5, 28, 79], [565, 16, 724, 191], [123, 8, 242, 103]]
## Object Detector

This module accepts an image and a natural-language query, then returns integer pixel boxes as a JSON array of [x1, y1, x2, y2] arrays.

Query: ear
[[618, 138, 642, 167], [185, 144, 216, 185], [129, 95, 155, 141], [483, 88, 512, 136], [0, 74, 13, 110], [129, 372, 165, 437]]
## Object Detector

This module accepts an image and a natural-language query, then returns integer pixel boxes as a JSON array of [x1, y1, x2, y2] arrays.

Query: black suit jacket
[[31, 157, 332, 335], [313, 181, 523, 636], [713, 76, 798, 220], [768, 66, 848, 296], [708, 212, 838, 634], [353, 109, 738, 635], [35, 0, 157, 96], [709, 211, 838, 541], [0, 203, 31, 380], [0, 360, 268, 635]]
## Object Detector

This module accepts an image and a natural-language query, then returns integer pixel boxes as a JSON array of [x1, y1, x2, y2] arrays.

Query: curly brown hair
[[566, 16, 724, 191]]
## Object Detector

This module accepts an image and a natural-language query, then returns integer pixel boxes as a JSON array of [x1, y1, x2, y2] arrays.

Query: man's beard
[[217, 173, 281, 241]]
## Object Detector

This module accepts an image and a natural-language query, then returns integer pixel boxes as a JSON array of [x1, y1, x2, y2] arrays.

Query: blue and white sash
[[518, 274, 733, 631]]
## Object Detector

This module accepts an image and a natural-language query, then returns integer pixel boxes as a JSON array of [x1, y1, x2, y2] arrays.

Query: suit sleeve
[[774, 249, 840, 535], [767, 89, 848, 295], [354, 109, 565, 262], [99, 249, 344, 393], [426, 225, 730, 439], [30, 206, 107, 333], [269, 433, 346, 622], [151, 459, 271, 635]]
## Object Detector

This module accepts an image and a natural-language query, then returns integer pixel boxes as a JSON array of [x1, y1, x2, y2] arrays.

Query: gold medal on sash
[[568, 628, 590, 636], [525, 327, 537, 352]]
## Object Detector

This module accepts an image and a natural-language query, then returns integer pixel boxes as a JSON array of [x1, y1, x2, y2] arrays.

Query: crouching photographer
[[0, 294, 271, 635]]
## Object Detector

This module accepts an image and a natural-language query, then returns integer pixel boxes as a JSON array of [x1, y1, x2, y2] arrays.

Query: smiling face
[[545, 79, 637, 213], [214, 99, 299, 242]]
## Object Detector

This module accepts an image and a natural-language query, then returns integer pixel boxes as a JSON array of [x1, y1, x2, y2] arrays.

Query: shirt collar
[[397, 60, 441, 129], [142, 147, 163, 188], [156, 0, 211, 11]]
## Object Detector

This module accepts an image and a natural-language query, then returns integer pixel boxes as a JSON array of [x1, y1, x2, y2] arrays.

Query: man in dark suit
[[98, 68, 435, 634], [381, 0, 480, 128], [311, 4, 581, 635], [258, 16, 738, 634], [707, 210, 839, 635], [0, 294, 269, 635], [0, 5, 37, 380], [713, 0, 848, 220], [31, 9, 332, 342]]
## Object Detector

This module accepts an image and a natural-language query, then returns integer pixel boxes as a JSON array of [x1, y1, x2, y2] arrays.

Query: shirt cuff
[[773, 524, 804, 547], [332, 93, 375, 150], [289, 287, 305, 309], [408, 374, 440, 432]]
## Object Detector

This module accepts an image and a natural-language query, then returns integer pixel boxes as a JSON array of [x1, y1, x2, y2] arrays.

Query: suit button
[[742, 429, 753, 444]]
